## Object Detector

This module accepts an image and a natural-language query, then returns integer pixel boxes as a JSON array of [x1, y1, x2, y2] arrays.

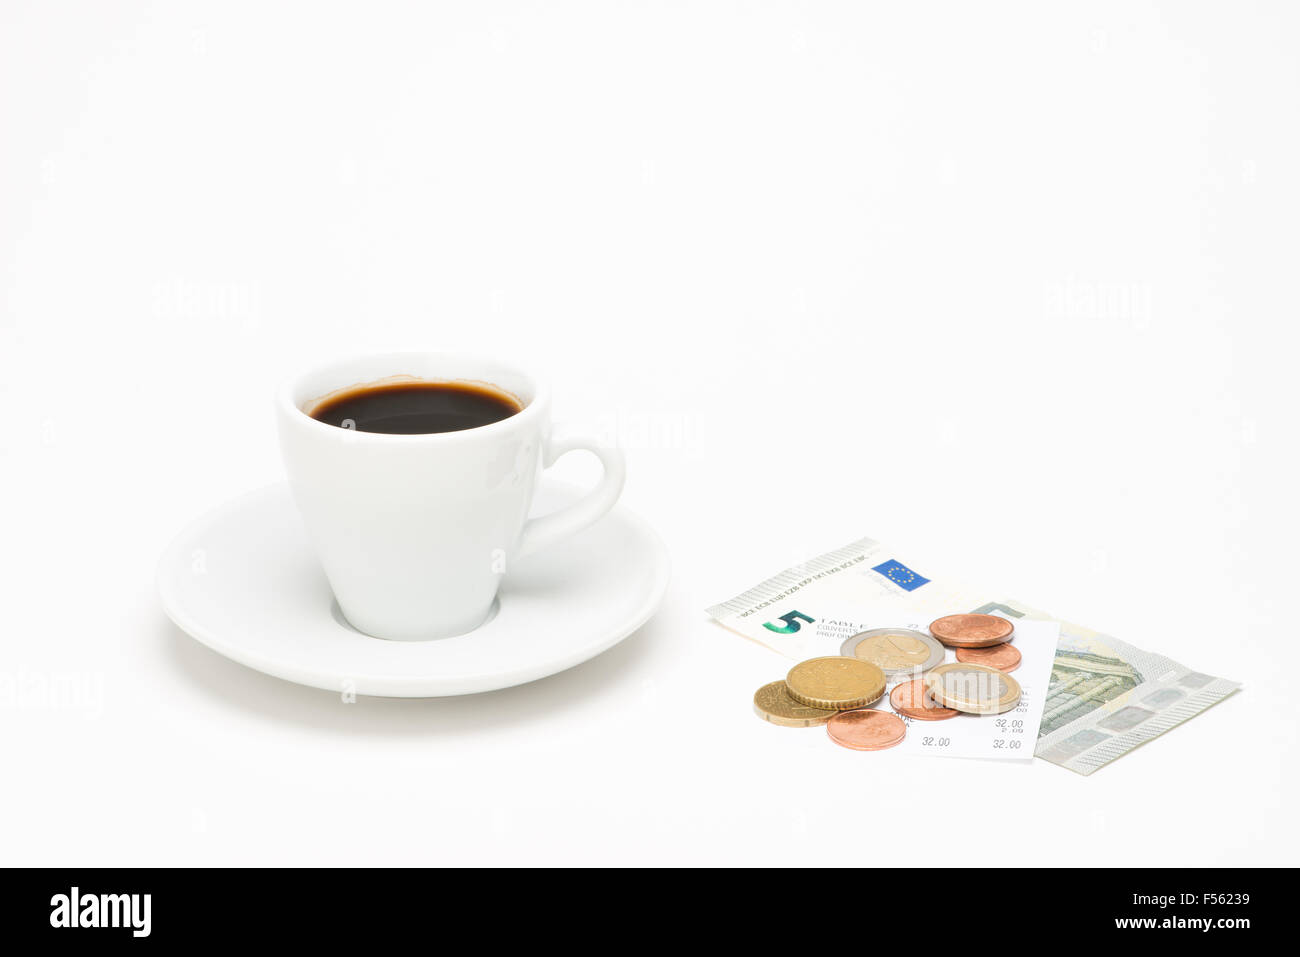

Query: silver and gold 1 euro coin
[[840, 628, 946, 678], [924, 662, 1022, 715]]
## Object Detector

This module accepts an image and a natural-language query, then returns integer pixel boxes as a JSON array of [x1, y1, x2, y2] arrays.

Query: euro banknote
[[706, 537, 1240, 775]]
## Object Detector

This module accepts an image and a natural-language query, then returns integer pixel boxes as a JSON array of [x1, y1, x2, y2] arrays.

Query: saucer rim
[[156, 480, 670, 697]]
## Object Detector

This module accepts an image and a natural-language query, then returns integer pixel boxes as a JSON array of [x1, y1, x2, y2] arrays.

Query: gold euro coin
[[840, 628, 946, 676], [785, 657, 886, 711], [752, 681, 838, 727], [924, 662, 1022, 715]]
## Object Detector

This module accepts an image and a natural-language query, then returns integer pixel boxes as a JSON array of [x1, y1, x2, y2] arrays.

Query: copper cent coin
[[826, 709, 907, 751], [955, 642, 1022, 672], [929, 613, 1015, 648], [889, 677, 959, 721]]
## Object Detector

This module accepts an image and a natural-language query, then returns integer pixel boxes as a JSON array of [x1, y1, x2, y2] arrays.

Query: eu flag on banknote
[[872, 559, 929, 591]]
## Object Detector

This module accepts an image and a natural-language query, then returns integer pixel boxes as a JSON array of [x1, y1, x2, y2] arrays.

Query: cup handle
[[515, 428, 626, 561]]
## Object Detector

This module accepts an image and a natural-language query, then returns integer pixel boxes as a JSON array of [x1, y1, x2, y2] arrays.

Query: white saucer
[[157, 479, 670, 697]]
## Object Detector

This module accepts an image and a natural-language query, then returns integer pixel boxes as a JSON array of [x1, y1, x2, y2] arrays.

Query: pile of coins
[[753, 613, 1024, 751]]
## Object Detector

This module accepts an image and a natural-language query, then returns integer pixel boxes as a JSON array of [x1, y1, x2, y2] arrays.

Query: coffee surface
[[309, 381, 522, 434]]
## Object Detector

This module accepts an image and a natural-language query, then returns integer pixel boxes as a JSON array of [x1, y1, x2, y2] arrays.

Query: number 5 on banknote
[[763, 611, 814, 634]]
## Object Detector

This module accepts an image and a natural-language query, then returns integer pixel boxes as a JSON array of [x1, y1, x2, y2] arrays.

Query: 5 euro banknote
[[706, 537, 1240, 775]]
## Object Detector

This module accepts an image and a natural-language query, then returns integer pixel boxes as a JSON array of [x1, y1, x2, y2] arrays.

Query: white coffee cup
[[277, 352, 625, 641]]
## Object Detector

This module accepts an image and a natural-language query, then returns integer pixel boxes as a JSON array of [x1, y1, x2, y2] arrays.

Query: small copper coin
[[889, 678, 959, 721], [929, 613, 1015, 648], [826, 709, 907, 751], [955, 642, 1022, 672]]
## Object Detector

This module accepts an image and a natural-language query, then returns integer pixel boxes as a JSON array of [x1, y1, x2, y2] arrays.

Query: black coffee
[[309, 381, 523, 434]]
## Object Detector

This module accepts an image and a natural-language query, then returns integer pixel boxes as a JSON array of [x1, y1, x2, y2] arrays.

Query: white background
[[2, 2, 1296, 866]]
